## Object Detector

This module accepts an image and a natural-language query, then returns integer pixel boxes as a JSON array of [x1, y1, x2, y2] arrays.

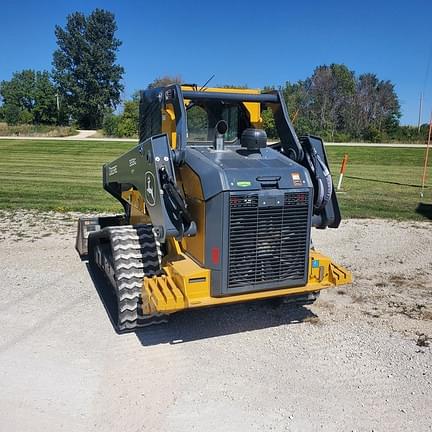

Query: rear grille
[[228, 192, 310, 289]]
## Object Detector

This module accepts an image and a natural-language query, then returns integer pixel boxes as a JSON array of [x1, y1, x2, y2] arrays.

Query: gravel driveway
[[0, 211, 431, 431]]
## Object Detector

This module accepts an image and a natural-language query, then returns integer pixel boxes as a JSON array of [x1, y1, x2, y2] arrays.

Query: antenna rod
[[199, 74, 215, 92]]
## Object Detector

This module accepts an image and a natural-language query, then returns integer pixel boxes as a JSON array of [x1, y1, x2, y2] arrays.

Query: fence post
[[337, 154, 349, 191]]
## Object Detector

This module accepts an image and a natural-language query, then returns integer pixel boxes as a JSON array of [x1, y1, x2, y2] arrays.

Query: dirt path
[[0, 212, 431, 431], [70, 129, 97, 139]]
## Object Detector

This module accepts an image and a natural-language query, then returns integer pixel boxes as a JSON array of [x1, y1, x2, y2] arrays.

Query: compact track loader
[[76, 85, 352, 332]]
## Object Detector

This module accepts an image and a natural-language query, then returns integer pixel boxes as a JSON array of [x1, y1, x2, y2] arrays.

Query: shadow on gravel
[[135, 302, 316, 346], [86, 263, 121, 332], [87, 263, 317, 345]]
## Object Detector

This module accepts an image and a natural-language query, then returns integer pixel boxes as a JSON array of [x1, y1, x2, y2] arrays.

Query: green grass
[[0, 139, 131, 212], [0, 139, 430, 220], [327, 146, 431, 219]]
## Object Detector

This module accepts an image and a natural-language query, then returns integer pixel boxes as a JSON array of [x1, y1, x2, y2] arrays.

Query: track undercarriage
[[87, 224, 167, 331], [79, 219, 350, 333]]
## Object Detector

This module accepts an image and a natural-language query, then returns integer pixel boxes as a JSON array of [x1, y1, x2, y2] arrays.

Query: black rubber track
[[88, 224, 168, 332]]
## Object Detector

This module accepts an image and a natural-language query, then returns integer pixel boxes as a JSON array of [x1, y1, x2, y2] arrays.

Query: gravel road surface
[[0, 211, 431, 431]]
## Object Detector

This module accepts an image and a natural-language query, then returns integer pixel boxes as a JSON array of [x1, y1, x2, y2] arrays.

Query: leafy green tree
[[102, 92, 139, 137], [0, 70, 58, 125], [52, 9, 124, 129], [148, 75, 182, 89], [280, 64, 401, 141], [280, 81, 314, 135], [307, 64, 356, 138], [261, 108, 277, 139], [102, 113, 120, 136], [344, 73, 400, 140], [116, 98, 139, 137]]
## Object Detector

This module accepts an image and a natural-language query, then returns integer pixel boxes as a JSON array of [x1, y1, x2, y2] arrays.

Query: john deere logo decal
[[145, 171, 156, 207]]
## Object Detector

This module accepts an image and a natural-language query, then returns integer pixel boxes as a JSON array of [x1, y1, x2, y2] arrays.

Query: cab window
[[187, 105, 208, 141], [186, 103, 243, 144]]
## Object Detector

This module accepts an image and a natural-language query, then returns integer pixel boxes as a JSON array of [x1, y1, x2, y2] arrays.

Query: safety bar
[[181, 90, 279, 104]]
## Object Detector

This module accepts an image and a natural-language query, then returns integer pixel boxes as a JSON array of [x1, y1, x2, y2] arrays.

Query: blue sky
[[1, 0, 431, 125]]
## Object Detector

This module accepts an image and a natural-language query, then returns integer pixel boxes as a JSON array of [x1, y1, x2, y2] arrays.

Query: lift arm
[[103, 133, 196, 241]]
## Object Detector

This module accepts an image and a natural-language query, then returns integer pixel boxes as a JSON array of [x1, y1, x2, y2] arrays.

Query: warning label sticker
[[291, 172, 302, 186]]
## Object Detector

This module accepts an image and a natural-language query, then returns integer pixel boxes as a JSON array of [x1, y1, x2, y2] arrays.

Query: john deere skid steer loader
[[76, 85, 352, 332]]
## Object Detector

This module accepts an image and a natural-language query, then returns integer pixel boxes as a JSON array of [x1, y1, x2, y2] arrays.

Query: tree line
[[273, 64, 418, 143], [0, 8, 428, 143], [104, 73, 429, 143]]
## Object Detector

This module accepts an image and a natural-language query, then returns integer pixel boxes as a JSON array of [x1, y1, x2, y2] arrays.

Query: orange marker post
[[337, 154, 349, 191], [420, 112, 432, 198]]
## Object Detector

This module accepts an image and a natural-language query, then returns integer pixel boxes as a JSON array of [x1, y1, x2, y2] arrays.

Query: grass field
[[327, 146, 431, 219], [0, 139, 431, 220]]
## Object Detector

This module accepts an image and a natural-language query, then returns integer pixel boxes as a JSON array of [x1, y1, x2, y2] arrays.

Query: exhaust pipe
[[214, 120, 228, 151]]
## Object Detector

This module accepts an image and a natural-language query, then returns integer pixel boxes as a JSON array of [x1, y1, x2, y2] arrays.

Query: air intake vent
[[228, 192, 310, 290]]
